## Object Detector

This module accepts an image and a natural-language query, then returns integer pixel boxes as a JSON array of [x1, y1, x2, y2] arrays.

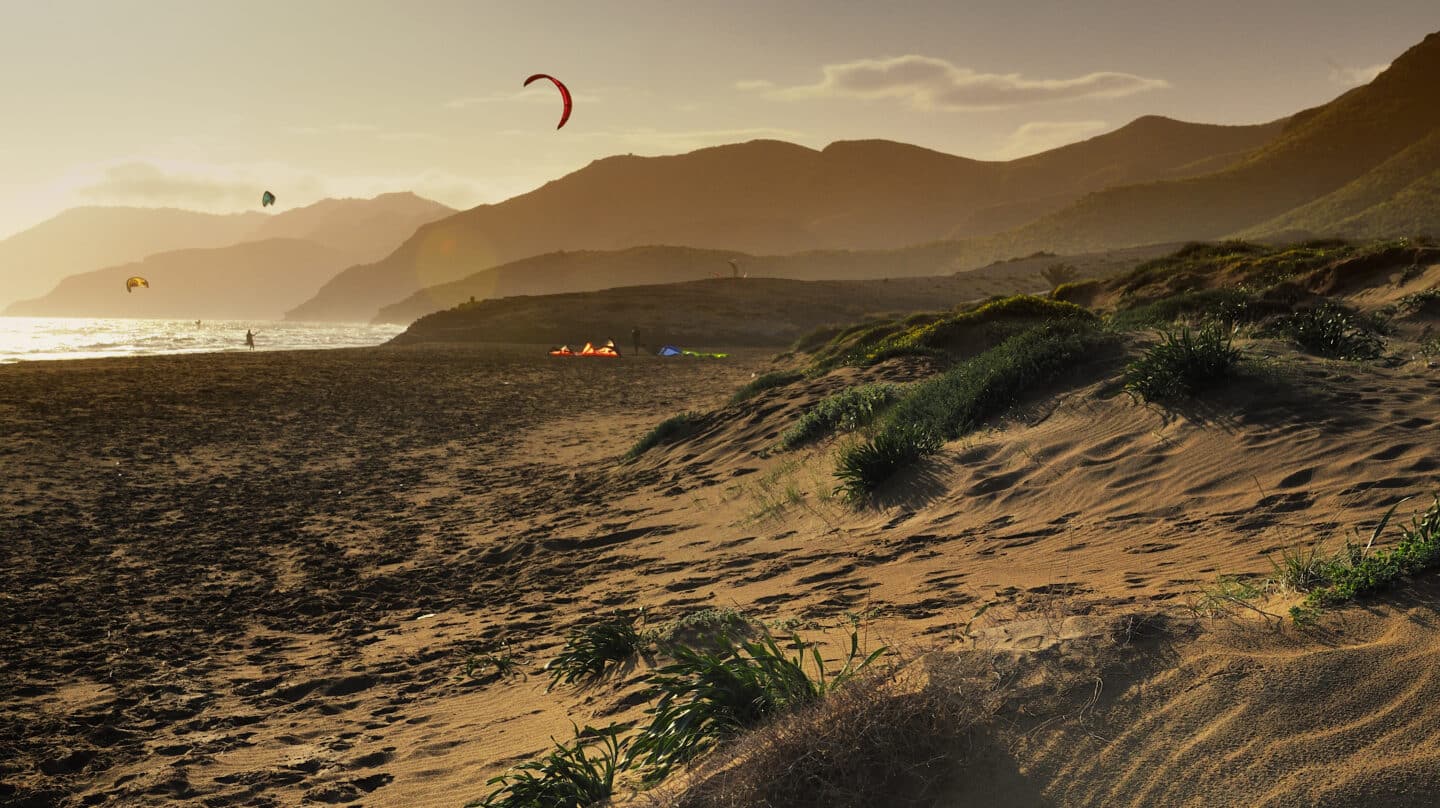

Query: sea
[[0, 317, 406, 364]]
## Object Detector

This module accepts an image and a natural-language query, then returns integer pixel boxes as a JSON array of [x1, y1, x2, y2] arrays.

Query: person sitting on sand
[[245, 330, 255, 351]]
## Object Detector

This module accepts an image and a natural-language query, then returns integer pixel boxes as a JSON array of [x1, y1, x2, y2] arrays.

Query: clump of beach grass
[[835, 320, 1111, 500], [471, 724, 629, 808], [1262, 303, 1384, 360], [731, 370, 804, 404], [545, 615, 646, 690], [626, 412, 703, 461], [1123, 323, 1241, 401], [628, 629, 886, 783], [778, 383, 900, 451]]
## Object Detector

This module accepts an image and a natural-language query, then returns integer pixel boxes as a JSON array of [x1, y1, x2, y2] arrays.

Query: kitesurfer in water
[[245, 330, 255, 351]]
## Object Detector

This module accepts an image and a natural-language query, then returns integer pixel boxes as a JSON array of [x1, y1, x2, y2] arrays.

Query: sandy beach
[[5, 315, 1440, 806], [0, 344, 771, 806]]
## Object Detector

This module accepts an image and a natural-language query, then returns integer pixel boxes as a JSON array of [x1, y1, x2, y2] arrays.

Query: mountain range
[[7, 30, 1440, 325], [2, 193, 452, 318]]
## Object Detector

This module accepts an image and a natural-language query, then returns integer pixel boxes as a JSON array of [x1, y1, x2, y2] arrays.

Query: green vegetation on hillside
[[835, 320, 1114, 500], [804, 294, 1095, 372]]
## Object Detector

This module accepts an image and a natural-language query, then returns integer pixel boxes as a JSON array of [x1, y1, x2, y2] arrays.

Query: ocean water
[[0, 317, 406, 363]]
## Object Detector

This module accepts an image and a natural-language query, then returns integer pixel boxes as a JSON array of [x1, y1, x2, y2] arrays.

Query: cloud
[[756, 55, 1168, 110], [733, 79, 774, 91], [1328, 62, 1388, 87], [989, 120, 1110, 160], [57, 157, 512, 214], [73, 161, 267, 208]]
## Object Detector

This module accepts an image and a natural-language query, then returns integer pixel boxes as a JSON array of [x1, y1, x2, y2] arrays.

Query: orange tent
[[549, 345, 575, 356]]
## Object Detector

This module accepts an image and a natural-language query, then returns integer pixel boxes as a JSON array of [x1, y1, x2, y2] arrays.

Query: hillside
[[376, 242, 1176, 326], [994, 30, 1440, 252], [1241, 128, 1440, 239], [387, 243, 1182, 342], [0, 207, 263, 311], [5, 239, 352, 320], [288, 118, 1282, 323], [4, 193, 453, 319], [248, 192, 453, 264]]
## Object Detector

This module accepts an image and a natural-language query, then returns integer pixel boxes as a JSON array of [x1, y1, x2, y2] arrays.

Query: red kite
[[524, 73, 572, 129]]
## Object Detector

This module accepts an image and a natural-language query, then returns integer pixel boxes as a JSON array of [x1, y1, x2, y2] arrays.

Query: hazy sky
[[0, 1, 1435, 240]]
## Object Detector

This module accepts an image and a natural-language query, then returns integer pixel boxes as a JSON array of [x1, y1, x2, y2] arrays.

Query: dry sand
[[3, 323, 1440, 806]]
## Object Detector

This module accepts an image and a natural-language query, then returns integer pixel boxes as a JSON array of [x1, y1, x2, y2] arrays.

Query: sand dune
[[5, 252, 1440, 806]]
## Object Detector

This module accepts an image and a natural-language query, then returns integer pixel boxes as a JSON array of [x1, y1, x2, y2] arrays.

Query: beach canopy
[[549, 344, 574, 356], [125, 276, 149, 293], [658, 345, 682, 356]]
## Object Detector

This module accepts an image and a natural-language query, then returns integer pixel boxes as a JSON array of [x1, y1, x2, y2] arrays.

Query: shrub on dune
[[835, 321, 1110, 499], [626, 412, 703, 461], [546, 616, 646, 690], [834, 425, 943, 501], [1123, 324, 1241, 401], [1262, 304, 1384, 360], [629, 630, 885, 783], [779, 383, 901, 451], [472, 724, 629, 808], [731, 370, 804, 404]]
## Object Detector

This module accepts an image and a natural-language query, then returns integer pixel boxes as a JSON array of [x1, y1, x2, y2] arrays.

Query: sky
[[0, 0, 1435, 240]]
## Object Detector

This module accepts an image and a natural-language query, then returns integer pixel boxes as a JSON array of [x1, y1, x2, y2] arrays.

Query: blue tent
[[658, 345, 682, 356]]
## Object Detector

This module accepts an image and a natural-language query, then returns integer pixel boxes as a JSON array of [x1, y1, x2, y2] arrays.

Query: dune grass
[[835, 321, 1111, 500], [778, 383, 901, 451], [1200, 497, 1440, 623], [803, 295, 1094, 373], [730, 370, 804, 404], [1299, 496, 1440, 610], [1123, 324, 1241, 402], [546, 616, 646, 690], [1260, 303, 1385, 360], [471, 724, 629, 808], [477, 621, 886, 804], [664, 659, 984, 808], [629, 629, 886, 783], [1109, 287, 1267, 331], [626, 412, 703, 461]]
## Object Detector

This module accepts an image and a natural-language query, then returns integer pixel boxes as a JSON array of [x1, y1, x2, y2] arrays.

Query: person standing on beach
[[631, 326, 641, 357], [245, 329, 255, 351]]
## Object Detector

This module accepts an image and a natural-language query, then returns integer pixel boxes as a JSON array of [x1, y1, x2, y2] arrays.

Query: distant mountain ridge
[[3, 193, 453, 319], [5, 239, 353, 320], [288, 117, 1286, 322], [0, 207, 263, 311], [991, 30, 1440, 252]]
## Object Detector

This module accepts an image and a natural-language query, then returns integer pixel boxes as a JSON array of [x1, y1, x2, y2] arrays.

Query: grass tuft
[[778, 383, 900, 451], [629, 629, 885, 783], [731, 371, 804, 404], [1302, 496, 1440, 609], [1262, 304, 1384, 360], [471, 724, 628, 808], [1123, 324, 1241, 401], [626, 412, 703, 461], [835, 321, 1111, 499], [546, 616, 646, 690], [833, 426, 943, 502]]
